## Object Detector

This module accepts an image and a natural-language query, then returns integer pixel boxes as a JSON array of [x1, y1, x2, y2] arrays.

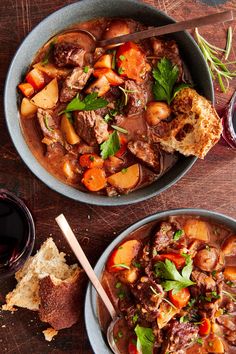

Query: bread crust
[[153, 88, 222, 159]]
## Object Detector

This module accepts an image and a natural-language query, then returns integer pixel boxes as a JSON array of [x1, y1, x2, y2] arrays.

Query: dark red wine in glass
[[0, 190, 35, 279]]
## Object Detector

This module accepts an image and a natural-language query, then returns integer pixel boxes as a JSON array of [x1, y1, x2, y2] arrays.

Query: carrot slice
[[116, 42, 148, 82], [168, 288, 190, 309], [79, 154, 104, 169], [157, 253, 186, 270], [199, 318, 211, 336], [26, 68, 45, 90], [18, 83, 34, 97], [106, 240, 141, 272], [93, 68, 124, 86], [82, 168, 106, 192], [94, 54, 112, 69]]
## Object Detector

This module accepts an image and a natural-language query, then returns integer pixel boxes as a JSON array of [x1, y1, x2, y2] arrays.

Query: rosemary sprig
[[195, 27, 236, 93]]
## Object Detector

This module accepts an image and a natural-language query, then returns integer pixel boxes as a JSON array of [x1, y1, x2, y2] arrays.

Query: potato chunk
[[107, 164, 140, 190], [61, 114, 80, 145], [20, 98, 37, 118], [183, 219, 209, 241], [221, 235, 236, 256], [224, 266, 236, 281], [30, 78, 58, 109]]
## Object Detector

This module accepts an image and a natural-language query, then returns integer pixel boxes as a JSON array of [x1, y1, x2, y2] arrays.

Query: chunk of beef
[[106, 186, 119, 197], [37, 108, 64, 145], [104, 156, 124, 174], [152, 222, 176, 252], [191, 270, 216, 292], [191, 270, 222, 318], [151, 38, 183, 80], [123, 80, 147, 116], [60, 67, 93, 102], [54, 42, 86, 67], [217, 315, 236, 345], [132, 277, 163, 322], [75, 110, 109, 146], [128, 141, 160, 172], [161, 320, 198, 354], [77, 143, 97, 155]]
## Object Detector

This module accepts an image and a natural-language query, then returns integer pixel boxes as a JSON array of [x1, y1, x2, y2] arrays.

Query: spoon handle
[[98, 10, 234, 47], [55, 214, 116, 319]]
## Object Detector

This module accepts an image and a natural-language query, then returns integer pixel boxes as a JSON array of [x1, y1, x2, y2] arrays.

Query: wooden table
[[0, 0, 235, 353]]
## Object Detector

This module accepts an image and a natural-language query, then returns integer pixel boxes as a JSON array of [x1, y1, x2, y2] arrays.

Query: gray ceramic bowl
[[84, 208, 236, 353], [4, 0, 213, 206]]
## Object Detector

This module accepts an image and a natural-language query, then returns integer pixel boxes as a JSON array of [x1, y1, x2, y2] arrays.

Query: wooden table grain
[[0, 0, 235, 353]]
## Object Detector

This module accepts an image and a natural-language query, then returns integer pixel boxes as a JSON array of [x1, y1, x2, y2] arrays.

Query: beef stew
[[18, 18, 222, 196], [99, 215, 236, 353]]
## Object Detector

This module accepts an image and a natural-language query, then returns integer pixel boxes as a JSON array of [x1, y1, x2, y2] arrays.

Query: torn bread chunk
[[156, 88, 222, 159], [43, 327, 58, 342], [39, 268, 83, 330], [2, 238, 84, 331]]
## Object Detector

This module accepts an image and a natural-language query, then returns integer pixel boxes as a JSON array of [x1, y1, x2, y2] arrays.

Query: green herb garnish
[[195, 27, 236, 93], [100, 131, 120, 160], [152, 57, 189, 104], [118, 331, 123, 338], [115, 282, 122, 289], [121, 168, 128, 174], [119, 86, 137, 106], [118, 291, 126, 300], [196, 338, 203, 345], [180, 315, 189, 323], [41, 39, 56, 65], [226, 280, 234, 287], [44, 116, 54, 132], [118, 67, 124, 75], [133, 261, 141, 268], [111, 125, 128, 134], [119, 55, 126, 61], [154, 258, 195, 294], [89, 156, 95, 162], [112, 263, 130, 270], [134, 325, 155, 354], [83, 66, 89, 73], [173, 229, 184, 241], [211, 270, 217, 277], [132, 314, 139, 324], [60, 93, 108, 115]]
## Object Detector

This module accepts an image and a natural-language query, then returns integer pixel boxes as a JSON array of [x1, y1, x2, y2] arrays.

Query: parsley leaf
[[173, 229, 184, 241], [60, 93, 108, 115], [100, 131, 120, 160], [154, 258, 195, 294], [152, 58, 190, 104], [135, 325, 155, 354]]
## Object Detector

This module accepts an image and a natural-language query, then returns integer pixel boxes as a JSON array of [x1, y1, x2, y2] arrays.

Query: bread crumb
[[43, 327, 58, 342]]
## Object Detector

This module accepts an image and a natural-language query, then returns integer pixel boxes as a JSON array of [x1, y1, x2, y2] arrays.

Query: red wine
[[0, 190, 35, 278]]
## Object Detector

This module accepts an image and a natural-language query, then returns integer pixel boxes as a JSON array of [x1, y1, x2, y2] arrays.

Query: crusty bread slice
[[2, 238, 79, 312], [39, 268, 83, 330], [154, 88, 222, 159]]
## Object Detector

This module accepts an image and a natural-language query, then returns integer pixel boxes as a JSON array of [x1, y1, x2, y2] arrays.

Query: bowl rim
[[4, 0, 213, 206], [84, 208, 236, 353]]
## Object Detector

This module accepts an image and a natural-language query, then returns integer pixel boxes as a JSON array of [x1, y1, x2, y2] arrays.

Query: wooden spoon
[[54, 10, 233, 47], [55, 214, 121, 354]]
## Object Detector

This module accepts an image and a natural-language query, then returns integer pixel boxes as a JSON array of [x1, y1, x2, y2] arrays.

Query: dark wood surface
[[0, 0, 235, 353]]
